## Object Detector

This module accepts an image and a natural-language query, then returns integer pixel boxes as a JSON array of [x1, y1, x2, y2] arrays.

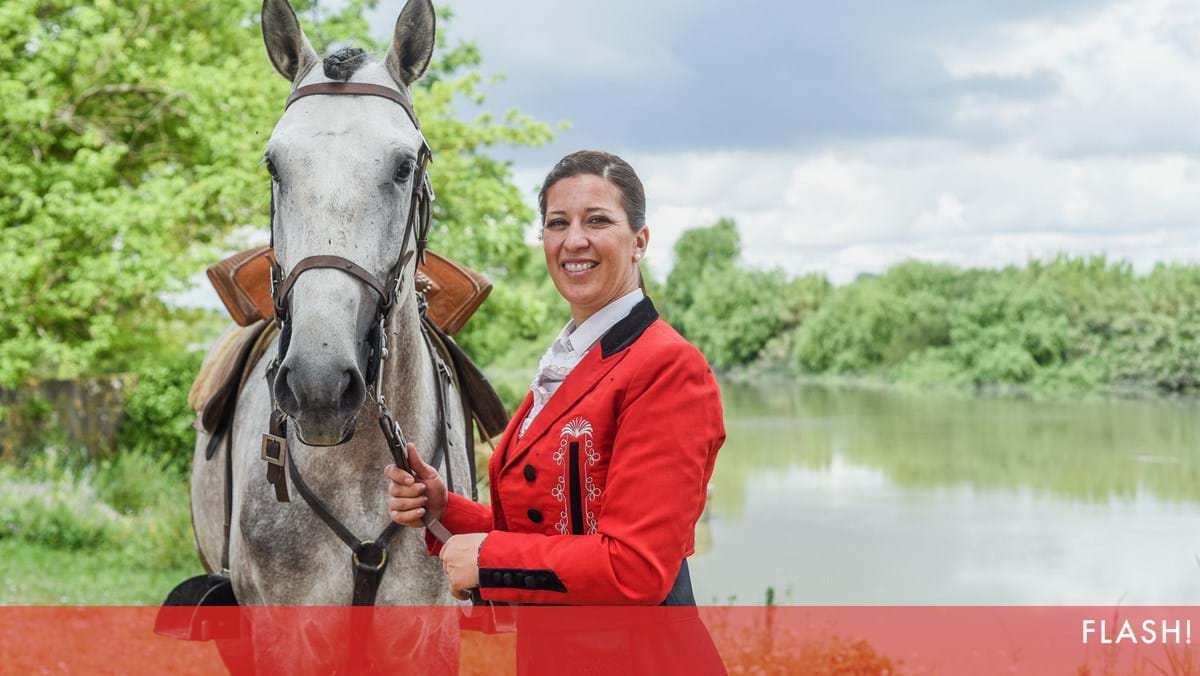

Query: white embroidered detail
[[552, 442, 569, 534], [584, 439, 601, 534], [555, 416, 601, 535], [560, 416, 593, 439]]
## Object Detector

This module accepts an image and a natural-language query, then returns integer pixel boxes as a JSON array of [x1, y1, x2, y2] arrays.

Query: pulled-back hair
[[537, 150, 646, 232]]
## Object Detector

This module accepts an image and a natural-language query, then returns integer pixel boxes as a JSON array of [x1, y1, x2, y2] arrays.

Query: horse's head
[[260, 0, 435, 445]]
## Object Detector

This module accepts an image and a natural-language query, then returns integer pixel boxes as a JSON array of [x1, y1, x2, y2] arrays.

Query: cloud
[[625, 143, 1200, 284], [366, 0, 1103, 157], [360, 0, 1200, 284], [941, 0, 1200, 156]]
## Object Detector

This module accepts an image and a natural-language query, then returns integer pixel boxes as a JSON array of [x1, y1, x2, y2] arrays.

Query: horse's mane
[[323, 47, 370, 81]]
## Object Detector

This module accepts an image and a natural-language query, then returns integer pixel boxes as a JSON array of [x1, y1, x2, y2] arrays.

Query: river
[[689, 380, 1200, 605]]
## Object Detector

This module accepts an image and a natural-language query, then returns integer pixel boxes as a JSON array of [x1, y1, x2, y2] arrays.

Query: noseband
[[254, 81, 456, 608]]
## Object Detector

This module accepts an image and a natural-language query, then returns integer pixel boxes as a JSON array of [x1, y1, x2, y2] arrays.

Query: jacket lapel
[[501, 295, 660, 472], [502, 348, 628, 471], [494, 391, 534, 470]]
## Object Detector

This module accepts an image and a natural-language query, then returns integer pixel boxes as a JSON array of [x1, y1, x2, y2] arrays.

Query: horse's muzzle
[[272, 360, 366, 446]]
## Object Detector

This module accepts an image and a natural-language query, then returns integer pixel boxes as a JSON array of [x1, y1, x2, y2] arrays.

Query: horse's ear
[[262, 0, 319, 82], [385, 0, 436, 87]]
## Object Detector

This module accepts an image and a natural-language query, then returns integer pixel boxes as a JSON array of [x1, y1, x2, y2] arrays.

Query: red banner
[[0, 606, 1195, 675]]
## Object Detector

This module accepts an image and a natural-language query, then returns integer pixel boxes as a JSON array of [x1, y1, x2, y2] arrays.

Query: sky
[[364, 0, 1200, 283]]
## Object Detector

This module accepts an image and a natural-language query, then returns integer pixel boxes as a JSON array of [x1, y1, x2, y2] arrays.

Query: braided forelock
[[323, 47, 370, 81]]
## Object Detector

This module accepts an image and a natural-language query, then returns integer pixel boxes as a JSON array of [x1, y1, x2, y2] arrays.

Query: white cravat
[[518, 288, 645, 438]]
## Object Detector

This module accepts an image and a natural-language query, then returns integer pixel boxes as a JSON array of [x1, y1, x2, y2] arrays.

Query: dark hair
[[537, 150, 646, 232]]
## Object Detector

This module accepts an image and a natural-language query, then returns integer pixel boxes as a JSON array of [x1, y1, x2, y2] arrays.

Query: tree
[[662, 217, 830, 369], [664, 217, 740, 317], [0, 1, 555, 387]]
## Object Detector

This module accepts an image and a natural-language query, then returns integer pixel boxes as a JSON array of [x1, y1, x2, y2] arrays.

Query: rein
[[219, 81, 457, 608]]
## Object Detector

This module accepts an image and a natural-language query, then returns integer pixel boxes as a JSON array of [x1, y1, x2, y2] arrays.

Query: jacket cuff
[[476, 530, 569, 603]]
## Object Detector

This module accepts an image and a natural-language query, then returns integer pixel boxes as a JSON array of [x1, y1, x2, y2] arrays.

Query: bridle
[[266, 82, 434, 447], [251, 81, 456, 608]]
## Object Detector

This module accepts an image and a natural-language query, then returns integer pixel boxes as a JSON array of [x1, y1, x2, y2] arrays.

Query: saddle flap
[[207, 247, 269, 327], [420, 251, 493, 335], [232, 247, 276, 325]]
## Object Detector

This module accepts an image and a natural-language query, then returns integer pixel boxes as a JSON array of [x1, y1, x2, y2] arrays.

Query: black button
[[527, 508, 543, 523], [524, 575, 538, 589], [504, 573, 515, 587], [524, 464, 536, 482]]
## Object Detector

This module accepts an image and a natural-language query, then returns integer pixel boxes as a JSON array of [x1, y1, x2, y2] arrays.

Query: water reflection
[[711, 380, 1200, 515], [692, 380, 1200, 605]]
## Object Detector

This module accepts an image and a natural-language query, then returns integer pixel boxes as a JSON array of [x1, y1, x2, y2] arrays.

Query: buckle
[[260, 432, 287, 466]]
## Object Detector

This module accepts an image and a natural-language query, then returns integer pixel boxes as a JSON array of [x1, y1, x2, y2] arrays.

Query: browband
[[285, 82, 422, 132]]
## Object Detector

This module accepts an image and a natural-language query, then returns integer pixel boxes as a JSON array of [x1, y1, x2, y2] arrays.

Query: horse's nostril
[[336, 368, 366, 418], [274, 365, 301, 416]]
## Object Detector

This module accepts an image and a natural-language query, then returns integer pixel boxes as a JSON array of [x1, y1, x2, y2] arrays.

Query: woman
[[386, 150, 726, 670]]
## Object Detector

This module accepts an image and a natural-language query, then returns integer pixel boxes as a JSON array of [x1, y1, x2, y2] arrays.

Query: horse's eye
[[264, 158, 280, 183], [394, 161, 414, 183]]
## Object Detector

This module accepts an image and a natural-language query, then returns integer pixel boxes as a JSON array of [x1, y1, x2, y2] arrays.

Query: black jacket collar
[[600, 295, 659, 359]]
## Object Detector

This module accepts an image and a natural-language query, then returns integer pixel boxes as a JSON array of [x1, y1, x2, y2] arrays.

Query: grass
[[0, 446, 203, 605], [0, 539, 197, 605]]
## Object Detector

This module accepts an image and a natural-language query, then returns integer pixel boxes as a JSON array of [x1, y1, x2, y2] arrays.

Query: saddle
[[208, 245, 492, 334], [190, 247, 508, 452]]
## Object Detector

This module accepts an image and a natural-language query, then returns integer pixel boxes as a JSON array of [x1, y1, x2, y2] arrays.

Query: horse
[[186, 0, 472, 671]]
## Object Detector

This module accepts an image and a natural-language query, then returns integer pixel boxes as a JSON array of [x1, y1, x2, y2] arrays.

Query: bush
[[116, 350, 204, 470], [785, 255, 1200, 394], [0, 448, 194, 570], [0, 461, 124, 550]]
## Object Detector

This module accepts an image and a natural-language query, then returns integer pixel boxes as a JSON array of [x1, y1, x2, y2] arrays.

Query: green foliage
[[0, 0, 555, 387], [790, 255, 1200, 394], [116, 349, 204, 469], [678, 267, 829, 369], [0, 0, 284, 386], [664, 217, 740, 316], [0, 451, 123, 549], [657, 218, 1196, 395], [664, 218, 830, 369]]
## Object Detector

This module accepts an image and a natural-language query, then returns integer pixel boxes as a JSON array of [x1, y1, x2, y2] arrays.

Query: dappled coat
[[425, 295, 726, 606]]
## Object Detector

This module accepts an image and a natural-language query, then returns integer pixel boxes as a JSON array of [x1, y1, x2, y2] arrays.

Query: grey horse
[[188, 0, 470, 671]]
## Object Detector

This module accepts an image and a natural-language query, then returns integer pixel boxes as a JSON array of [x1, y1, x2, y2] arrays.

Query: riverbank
[[717, 361, 1200, 404]]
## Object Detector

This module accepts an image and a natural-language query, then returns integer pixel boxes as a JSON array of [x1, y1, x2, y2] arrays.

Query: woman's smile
[[562, 259, 600, 275]]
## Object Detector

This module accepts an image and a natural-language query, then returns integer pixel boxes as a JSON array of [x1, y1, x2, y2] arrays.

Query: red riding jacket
[[426, 296, 726, 605]]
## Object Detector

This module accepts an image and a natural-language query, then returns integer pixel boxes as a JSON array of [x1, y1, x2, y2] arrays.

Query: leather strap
[[286, 82, 420, 130], [264, 316, 459, 605], [283, 437, 406, 606], [220, 412, 234, 572], [264, 409, 290, 503], [275, 255, 392, 314], [423, 314, 479, 501]]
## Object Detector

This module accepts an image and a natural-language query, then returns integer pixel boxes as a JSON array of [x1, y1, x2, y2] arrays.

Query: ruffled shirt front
[[518, 288, 645, 439]]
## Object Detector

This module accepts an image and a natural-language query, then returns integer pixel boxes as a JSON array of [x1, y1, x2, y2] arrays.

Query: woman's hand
[[385, 442, 447, 526], [440, 533, 488, 601]]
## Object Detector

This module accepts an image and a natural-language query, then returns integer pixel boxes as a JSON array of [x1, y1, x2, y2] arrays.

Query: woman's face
[[543, 174, 649, 325]]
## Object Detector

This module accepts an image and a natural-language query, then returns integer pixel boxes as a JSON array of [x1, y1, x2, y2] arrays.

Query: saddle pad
[[208, 247, 492, 335], [188, 321, 275, 438], [188, 323, 263, 413]]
